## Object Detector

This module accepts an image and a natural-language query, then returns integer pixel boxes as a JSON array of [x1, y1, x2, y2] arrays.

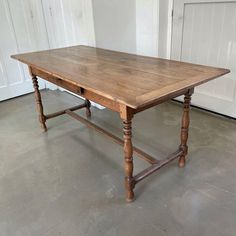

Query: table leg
[[123, 119, 134, 202], [32, 76, 47, 132], [85, 99, 91, 118], [179, 89, 194, 167]]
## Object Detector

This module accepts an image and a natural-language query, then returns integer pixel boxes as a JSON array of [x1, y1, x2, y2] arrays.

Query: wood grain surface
[[12, 46, 230, 109]]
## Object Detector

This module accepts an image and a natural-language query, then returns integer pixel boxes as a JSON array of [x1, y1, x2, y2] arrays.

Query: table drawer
[[31, 67, 84, 95]]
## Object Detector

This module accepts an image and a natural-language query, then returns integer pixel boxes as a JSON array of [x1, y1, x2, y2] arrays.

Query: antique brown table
[[12, 46, 229, 202]]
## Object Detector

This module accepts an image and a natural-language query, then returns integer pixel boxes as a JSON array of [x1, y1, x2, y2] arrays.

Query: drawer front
[[31, 67, 83, 95], [30, 67, 121, 112]]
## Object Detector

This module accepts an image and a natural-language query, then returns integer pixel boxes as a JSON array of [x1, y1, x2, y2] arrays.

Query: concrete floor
[[0, 90, 236, 236]]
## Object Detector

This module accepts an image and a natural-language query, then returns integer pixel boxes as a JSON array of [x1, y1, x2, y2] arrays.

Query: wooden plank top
[[12, 46, 230, 109]]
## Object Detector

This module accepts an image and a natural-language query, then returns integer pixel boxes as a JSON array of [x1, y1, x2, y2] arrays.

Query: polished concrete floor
[[0, 90, 236, 236]]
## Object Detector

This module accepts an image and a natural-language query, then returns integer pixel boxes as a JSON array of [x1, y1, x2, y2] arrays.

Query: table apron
[[30, 67, 194, 117], [31, 67, 121, 113]]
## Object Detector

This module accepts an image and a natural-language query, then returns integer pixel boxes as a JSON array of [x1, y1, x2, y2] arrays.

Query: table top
[[12, 46, 230, 109]]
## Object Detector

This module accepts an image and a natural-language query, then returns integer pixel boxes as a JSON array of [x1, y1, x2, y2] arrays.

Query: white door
[[0, 0, 95, 101], [42, 0, 95, 48], [172, 0, 236, 118], [0, 0, 49, 101]]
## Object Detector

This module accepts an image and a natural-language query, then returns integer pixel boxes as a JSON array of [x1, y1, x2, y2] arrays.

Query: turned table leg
[[32, 76, 47, 132], [85, 99, 91, 118], [179, 89, 194, 167], [123, 119, 134, 202]]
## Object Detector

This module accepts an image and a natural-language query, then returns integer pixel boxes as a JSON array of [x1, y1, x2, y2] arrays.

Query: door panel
[[0, 0, 29, 101], [172, 0, 236, 117], [0, 0, 48, 101], [8, 0, 49, 52], [0, 0, 96, 101], [42, 0, 93, 48], [8, 0, 49, 88]]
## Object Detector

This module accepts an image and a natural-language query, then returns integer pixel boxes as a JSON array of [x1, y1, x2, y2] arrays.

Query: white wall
[[136, 0, 159, 57], [92, 0, 137, 54], [158, 0, 172, 59], [92, 0, 162, 57]]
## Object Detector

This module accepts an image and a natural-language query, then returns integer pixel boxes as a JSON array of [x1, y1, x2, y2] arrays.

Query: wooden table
[[12, 46, 230, 202]]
